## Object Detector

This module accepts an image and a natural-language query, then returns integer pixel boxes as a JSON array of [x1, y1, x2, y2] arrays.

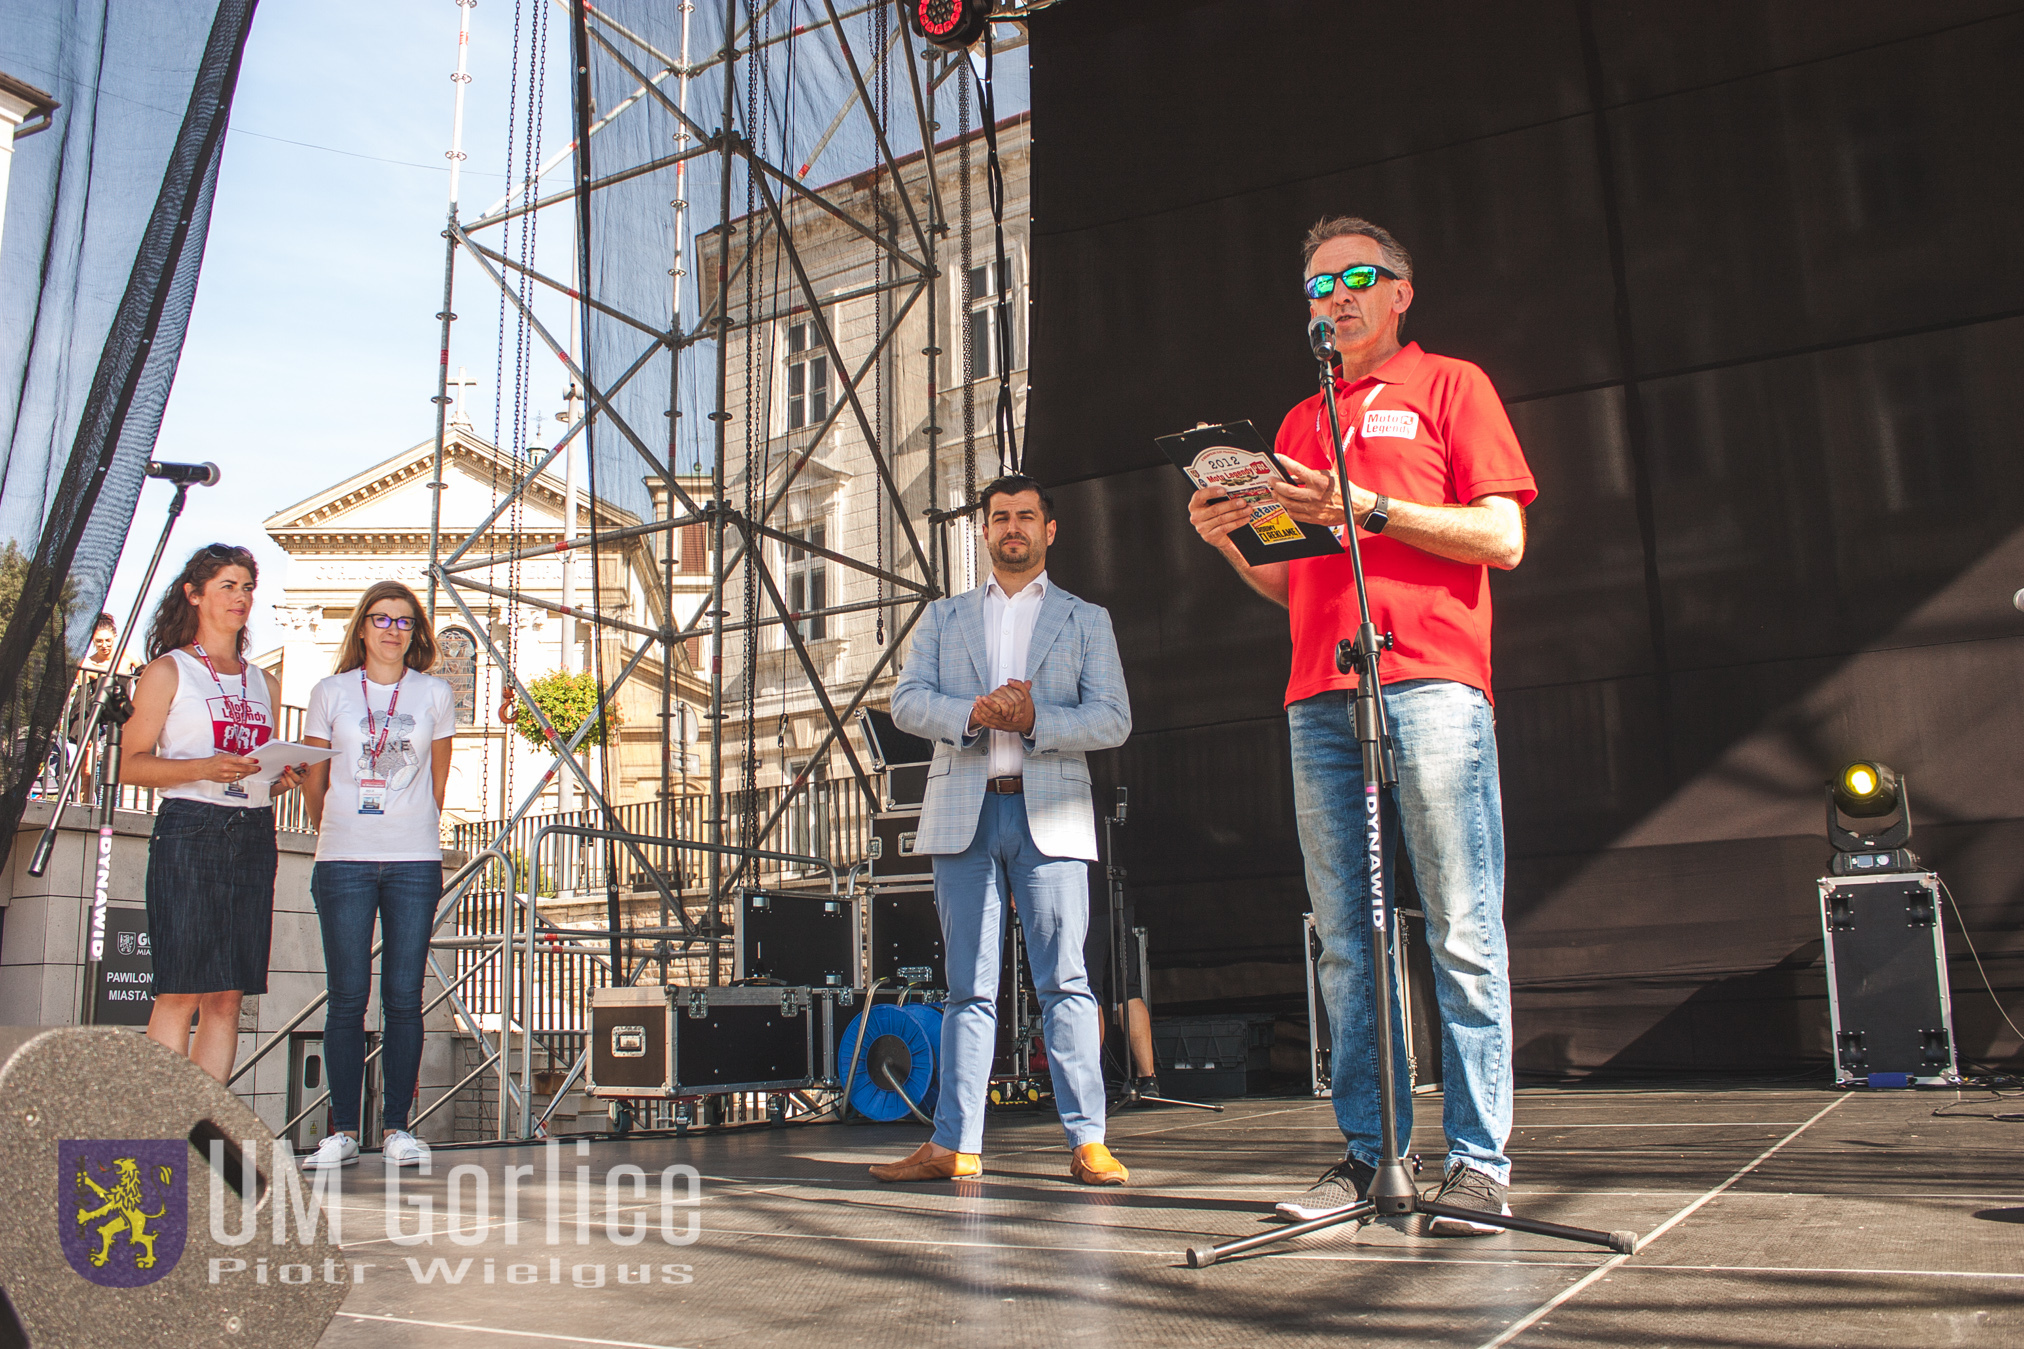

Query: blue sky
[[93, 0, 1026, 646], [103, 0, 572, 638]]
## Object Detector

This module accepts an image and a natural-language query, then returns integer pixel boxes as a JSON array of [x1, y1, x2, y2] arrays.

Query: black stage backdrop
[[1024, 0, 2024, 1074]]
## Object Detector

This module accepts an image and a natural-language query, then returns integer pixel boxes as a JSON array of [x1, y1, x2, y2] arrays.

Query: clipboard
[[1157, 420, 1343, 565]]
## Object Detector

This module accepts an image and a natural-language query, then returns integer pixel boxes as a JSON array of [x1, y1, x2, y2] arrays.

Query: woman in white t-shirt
[[299, 580, 457, 1170], [122, 544, 306, 1081]]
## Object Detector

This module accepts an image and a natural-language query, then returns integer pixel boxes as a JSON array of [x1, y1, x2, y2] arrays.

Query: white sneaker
[[381, 1129, 429, 1167], [301, 1133, 359, 1170]]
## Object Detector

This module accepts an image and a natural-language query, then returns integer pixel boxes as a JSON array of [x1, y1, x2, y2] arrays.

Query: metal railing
[[447, 777, 872, 902], [30, 672, 316, 833]]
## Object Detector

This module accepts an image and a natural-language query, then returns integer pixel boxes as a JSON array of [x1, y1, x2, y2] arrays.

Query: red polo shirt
[[1276, 342, 1536, 707]]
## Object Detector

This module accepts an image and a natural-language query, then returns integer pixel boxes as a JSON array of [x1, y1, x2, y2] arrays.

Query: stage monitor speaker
[[1819, 872, 1961, 1087], [0, 1027, 346, 1348]]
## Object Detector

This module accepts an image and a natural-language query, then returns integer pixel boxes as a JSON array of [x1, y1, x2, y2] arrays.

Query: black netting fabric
[[0, 0, 258, 868]]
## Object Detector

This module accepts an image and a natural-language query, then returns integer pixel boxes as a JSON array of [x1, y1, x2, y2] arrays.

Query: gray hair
[[1301, 216, 1414, 281]]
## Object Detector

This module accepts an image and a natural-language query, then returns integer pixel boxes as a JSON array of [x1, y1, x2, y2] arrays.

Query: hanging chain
[[872, 1, 888, 644], [957, 64, 976, 516], [738, 0, 764, 856]]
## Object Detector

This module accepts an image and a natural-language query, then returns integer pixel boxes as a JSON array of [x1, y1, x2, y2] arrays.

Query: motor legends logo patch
[[1361, 409, 1420, 440], [60, 1140, 188, 1287]]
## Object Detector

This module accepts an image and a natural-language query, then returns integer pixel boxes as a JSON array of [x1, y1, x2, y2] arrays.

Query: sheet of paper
[[247, 739, 337, 783]]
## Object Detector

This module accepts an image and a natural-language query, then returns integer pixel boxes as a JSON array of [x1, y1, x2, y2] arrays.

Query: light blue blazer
[[890, 581, 1132, 861]]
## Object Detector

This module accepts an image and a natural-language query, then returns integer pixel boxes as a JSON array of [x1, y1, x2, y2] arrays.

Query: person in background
[[66, 612, 142, 801], [297, 580, 456, 1170], [121, 545, 304, 1081]]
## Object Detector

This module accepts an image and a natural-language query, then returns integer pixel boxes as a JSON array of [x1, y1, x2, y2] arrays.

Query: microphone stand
[[1103, 788, 1219, 1114], [1185, 330, 1636, 1267], [29, 481, 195, 1024]]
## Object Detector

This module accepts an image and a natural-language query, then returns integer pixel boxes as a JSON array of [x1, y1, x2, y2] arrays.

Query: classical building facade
[[698, 115, 1031, 817], [257, 417, 714, 828]]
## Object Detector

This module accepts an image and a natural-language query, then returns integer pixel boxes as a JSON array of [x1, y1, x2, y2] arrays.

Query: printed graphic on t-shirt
[[207, 696, 273, 755], [355, 711, 421, 789], [1362, 409, 1420, 440]]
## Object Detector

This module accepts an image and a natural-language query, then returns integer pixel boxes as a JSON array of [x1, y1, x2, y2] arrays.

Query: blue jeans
[[311, 861, 442, 1133], [1289, 680, 1514, 1183], [930, 793, 1106, 1154]]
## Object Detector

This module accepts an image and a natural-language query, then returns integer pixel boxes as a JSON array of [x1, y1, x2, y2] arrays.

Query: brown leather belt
[[985, 776, 1024, 795]]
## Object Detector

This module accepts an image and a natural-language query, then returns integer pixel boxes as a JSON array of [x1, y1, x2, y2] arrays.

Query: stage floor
[[309, 1081, 2024, 1347]]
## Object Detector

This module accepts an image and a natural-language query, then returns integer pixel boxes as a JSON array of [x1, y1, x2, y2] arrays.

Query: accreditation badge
[[357, 778, 388, 815]]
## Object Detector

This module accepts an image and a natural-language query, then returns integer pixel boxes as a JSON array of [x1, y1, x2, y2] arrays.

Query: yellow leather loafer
[[1070, 1142, 1129, 1186], [868, 1143, 983, 1183]]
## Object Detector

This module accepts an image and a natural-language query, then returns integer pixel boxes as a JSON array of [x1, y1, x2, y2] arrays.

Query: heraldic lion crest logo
[[58, 1140, 187, 1287]]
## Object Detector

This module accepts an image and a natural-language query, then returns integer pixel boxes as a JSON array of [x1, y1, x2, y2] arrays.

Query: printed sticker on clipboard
[[1156, 421, 1344, 566]]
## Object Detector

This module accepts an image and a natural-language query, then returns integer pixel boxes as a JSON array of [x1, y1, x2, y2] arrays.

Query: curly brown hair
[[332, 580, 439, 675], [144, 543, 258, 661]]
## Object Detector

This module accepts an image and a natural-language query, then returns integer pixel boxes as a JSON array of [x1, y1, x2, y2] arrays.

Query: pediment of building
[[263, 427, 638, 553]]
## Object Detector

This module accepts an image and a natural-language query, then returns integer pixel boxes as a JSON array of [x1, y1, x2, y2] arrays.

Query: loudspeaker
[[0, 1027, 346, 1347]]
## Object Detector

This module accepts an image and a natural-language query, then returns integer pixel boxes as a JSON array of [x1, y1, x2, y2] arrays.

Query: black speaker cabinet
[[866, 883, 944, 987], [588, 986, 817, 1099], [734, 889, 860, 987], [1820, 871, 1960, 1087]]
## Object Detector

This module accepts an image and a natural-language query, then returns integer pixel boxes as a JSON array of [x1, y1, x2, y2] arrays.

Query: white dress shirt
[[979, 569, 1049, 778]]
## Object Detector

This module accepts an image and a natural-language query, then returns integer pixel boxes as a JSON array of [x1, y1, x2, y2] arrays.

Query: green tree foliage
[[507, 670, 623, 753]]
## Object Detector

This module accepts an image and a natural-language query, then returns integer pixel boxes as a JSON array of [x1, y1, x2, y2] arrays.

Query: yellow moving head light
[[1832, 760, 1900, 818]]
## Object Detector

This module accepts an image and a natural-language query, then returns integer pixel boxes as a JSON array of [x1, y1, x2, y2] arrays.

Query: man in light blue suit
[[871, 476, 1134, 1186]]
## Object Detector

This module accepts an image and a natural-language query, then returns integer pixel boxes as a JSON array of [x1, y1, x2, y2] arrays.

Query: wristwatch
[[1362, 494, 1391, 534]]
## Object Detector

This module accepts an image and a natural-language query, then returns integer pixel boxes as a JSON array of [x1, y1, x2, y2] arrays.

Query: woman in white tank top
[[121, 544, 309, 1082]]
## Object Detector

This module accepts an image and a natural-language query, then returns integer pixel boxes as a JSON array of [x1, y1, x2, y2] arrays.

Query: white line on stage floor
[[333, 1312, 693, 1348], [1474, 1092, 1852, 1349], [1511, 1121, 1808, 1128], [1633, 1263, 2024, 1281]]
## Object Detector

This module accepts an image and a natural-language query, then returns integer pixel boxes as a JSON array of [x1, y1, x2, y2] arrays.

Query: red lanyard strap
[[360, 672, 404, 771], [191, 643, 247, 706]]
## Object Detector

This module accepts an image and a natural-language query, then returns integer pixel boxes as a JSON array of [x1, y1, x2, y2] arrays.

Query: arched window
[[438, 627, 478, 727]]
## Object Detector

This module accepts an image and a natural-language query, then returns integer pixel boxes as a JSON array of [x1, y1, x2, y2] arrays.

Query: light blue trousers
[[930, 792, 1107, 1154], [1290, 679, 1515, 1183]]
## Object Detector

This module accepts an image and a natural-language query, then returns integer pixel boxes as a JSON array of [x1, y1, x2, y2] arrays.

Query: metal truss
[[398, 0, 1011, 1137]]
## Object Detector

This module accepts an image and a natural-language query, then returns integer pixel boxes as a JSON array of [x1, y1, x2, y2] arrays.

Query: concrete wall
[[1, 802, 466, 1143]]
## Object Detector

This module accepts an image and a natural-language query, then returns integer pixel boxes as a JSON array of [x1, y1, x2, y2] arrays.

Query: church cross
[[447, 366, 480, 428]]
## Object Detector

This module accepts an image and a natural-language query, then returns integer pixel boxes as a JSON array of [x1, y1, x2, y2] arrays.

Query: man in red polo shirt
[[1188, 216, 1536, 1234]]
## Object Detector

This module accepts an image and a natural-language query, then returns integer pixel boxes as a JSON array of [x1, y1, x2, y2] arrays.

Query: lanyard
[[360, 671, 404, 773], [190, 643, 248, 710]]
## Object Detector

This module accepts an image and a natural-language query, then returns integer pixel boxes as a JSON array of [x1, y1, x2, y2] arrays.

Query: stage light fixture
[[907, 0, 995, 52], [1826, 759, 1914, 875], [1833, 760, 1900, 818]]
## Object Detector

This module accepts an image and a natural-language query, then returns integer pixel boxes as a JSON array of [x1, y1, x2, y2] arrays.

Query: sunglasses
[[368, 614, 417, 631], [202, 542, 251, 561], [1303, 263, 1400, 300]]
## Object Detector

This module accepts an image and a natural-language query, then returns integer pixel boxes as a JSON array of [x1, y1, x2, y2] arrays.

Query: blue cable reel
[[841, 1003, 944, 1122]]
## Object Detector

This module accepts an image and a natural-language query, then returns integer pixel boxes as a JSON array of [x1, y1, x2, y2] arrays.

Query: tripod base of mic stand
[[1113, 1081, 1222, 1113], [1185, 1194, 1638, 1268]]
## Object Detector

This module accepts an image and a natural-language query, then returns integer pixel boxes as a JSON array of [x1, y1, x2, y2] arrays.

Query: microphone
[[1307, 316, 1336, 362], [1116, 786, 1128, 823], [2014, 588, 2024, 614], [145, 461, 221, 486]]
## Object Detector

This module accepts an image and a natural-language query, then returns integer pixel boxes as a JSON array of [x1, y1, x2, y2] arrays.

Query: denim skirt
[[144, 798, 278, 996]]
